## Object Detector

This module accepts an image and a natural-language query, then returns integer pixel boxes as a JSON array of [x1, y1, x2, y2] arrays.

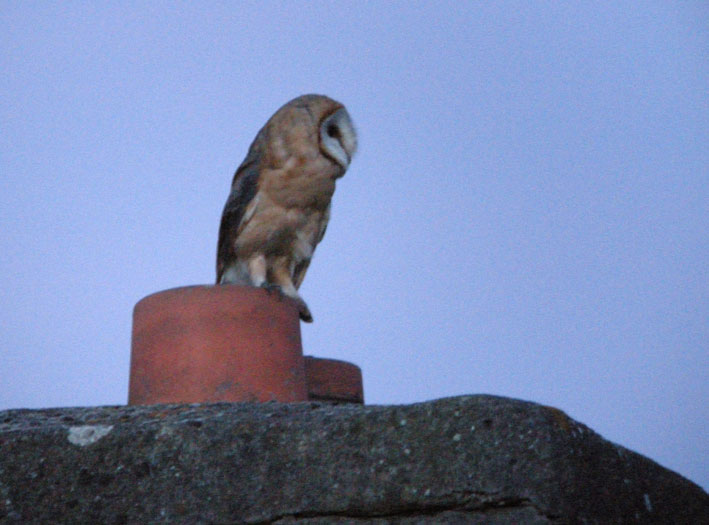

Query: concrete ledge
[[1, 395, 706, 523]]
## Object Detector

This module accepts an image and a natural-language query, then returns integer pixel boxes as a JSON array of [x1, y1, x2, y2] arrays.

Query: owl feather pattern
[[216, 94, 357, 322]]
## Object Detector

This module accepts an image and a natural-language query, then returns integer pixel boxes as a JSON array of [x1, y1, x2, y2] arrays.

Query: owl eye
[[326, 124, 339, 139]]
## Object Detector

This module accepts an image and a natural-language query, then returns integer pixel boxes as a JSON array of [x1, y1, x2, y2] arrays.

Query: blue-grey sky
[[1, 2, 707, 490]]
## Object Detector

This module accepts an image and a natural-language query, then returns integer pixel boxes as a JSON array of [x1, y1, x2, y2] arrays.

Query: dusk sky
[[1, 3, 707, 490]]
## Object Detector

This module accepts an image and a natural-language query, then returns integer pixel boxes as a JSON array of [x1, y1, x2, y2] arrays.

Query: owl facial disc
[[319, 108, 357, 170]]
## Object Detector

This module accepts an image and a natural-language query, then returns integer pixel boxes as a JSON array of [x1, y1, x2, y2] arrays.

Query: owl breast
[[262, 154, 339, 210], [234, 189, 326, 262]]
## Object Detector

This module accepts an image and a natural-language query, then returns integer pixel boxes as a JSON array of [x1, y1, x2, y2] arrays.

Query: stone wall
[[1, 395, 707, 523]]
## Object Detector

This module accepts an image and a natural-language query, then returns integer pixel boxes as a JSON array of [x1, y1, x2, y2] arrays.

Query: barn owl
[[216, 94, 357, 322]]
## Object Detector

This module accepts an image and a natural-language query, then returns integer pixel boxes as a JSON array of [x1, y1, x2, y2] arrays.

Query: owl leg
[[247, 254, 268, 287], [270, 259, 313, 323], [218, 261, 252, 285], [242, 254, 290, 303]]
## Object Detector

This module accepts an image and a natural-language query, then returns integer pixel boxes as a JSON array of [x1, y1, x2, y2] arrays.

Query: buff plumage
[[216, 94, 357, 322]]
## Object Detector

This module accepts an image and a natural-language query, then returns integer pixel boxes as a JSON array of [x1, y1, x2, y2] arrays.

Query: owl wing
[[216, 160, 261, 283], [216, 125, 271, 283]]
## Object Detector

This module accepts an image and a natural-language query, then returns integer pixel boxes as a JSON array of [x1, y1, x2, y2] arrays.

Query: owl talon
[[297, 301, 313, 323], [259, 283, 312, 321], [260, 282, 284, 299]]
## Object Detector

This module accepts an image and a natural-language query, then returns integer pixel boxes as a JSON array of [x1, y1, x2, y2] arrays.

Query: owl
[[216, 94, 357, 322]]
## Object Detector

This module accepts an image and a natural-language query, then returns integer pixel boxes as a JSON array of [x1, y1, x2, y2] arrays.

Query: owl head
[[244, 94, 357, 179]]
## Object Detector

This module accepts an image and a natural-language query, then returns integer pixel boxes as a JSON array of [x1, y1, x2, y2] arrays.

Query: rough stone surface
[[0, 395, 706, 524]]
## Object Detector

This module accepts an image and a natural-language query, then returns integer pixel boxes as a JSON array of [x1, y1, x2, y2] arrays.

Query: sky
[[1, 2, 707, 490]]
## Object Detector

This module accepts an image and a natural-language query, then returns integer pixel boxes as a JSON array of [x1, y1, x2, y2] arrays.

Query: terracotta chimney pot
[[128, 285, 363, 405]]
